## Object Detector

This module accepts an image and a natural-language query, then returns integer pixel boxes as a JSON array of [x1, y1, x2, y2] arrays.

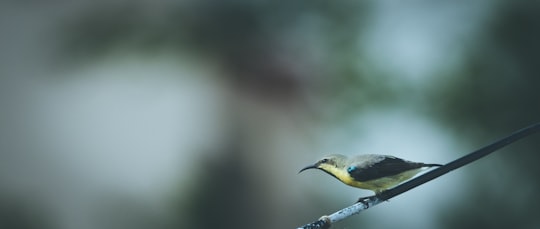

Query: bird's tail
[[423, 163, 443, 167]]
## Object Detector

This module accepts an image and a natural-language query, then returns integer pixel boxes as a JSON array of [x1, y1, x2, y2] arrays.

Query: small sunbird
[[299, 154, 442, 195]]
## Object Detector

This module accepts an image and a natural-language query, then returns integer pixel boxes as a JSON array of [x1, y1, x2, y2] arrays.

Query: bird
[[299, 154, 442, 195]]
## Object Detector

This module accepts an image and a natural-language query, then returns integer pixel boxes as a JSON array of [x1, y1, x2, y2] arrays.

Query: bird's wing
[[347, 155, 424, 182]]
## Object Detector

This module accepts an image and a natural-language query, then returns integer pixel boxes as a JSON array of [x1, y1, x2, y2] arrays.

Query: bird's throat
[[318, 165, 355, 185]]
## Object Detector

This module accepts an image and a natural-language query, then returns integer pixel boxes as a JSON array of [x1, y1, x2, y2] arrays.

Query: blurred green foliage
[[432, 2, 540, 228]]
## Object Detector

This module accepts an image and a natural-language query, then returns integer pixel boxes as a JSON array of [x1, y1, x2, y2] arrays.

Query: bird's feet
[[356, 195, 376, 206]]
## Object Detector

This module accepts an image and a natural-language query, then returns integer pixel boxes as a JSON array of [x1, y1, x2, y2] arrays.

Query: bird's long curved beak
[[298, 164, 318, 173]]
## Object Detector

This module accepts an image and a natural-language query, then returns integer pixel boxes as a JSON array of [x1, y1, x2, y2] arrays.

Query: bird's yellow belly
[[342, 169, 421, 193]]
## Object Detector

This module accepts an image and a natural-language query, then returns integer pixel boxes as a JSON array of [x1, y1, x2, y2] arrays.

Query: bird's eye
[[321, 158, 329, 163]]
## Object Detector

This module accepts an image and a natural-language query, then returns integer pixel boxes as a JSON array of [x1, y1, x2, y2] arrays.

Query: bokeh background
[[1, 1, 539, 229]]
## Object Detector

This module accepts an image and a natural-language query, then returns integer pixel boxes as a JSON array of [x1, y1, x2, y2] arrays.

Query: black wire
[[299, 123, 540, 229], [379, 122, 540, 200]]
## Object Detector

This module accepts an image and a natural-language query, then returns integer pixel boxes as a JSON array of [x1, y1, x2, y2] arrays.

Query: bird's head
[[299, 154, 348, 175]]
